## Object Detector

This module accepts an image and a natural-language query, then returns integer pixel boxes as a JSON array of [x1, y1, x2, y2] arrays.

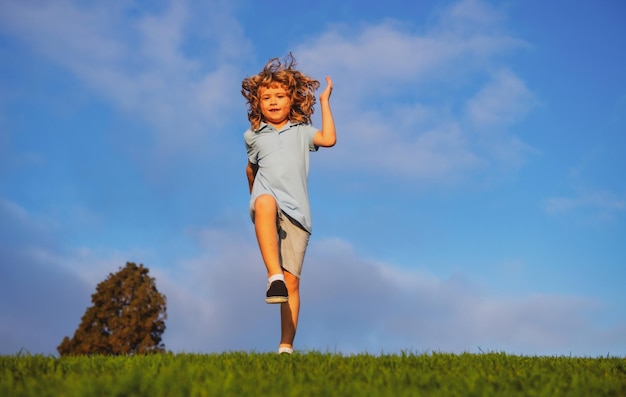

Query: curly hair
[[242, 53, 320, 131]]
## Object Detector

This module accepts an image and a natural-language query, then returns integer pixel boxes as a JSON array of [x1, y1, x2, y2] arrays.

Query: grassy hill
[[2, 351, 625, 396]]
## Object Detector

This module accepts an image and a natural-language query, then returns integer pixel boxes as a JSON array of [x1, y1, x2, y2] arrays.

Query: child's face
[[259, 84, 292, 129]]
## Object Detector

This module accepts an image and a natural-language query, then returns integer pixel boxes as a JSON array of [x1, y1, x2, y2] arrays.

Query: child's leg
[[276, 213, 309, 351], [280, 270, 300, 349], [253, 194, 283, 277]]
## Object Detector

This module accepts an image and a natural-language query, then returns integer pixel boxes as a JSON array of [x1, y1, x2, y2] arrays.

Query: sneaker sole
[[265, 296, 289, 304]]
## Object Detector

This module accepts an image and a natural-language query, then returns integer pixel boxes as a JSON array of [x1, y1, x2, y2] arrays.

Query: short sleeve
[[244, 130, 258, 164]]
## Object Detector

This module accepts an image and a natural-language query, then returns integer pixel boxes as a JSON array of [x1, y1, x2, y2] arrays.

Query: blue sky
[[1, 0, 625, 356]]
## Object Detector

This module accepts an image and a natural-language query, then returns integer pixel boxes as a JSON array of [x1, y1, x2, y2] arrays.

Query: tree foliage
[[58, 262, 167, 356]]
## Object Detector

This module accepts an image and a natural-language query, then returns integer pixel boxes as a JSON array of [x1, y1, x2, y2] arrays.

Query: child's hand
[[319, 76, 333, 102]]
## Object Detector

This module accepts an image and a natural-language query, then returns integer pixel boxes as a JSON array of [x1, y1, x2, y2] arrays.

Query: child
[[242, 53, 336, 354]]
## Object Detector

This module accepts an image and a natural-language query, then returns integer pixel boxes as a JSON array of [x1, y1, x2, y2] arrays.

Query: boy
[[242, 54, 336, 354]]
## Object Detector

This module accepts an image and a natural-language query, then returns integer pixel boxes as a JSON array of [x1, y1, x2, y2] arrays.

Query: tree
[[58, 262, 167, 356]]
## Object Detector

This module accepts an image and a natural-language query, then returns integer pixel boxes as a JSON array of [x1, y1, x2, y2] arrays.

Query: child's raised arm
[[313, 76, 336, 148]]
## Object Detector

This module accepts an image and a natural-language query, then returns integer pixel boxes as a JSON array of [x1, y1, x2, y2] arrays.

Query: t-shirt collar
[[256, 121, 303, 133]]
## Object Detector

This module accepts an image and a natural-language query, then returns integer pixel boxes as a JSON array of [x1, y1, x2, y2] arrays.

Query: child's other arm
[[313, 76, 336, 148], [246, 161, 258, 193]]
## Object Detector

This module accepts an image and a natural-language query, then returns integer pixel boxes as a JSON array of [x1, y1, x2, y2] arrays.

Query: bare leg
[[253, 194, 283, 277], [279, 270, 300, 349]]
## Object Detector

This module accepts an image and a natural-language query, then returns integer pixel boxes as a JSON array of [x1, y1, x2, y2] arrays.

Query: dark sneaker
[[266, 280, 288, 304]]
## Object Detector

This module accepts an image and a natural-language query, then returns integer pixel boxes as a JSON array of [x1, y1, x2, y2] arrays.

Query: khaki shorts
[[277, 211, 310, 278]]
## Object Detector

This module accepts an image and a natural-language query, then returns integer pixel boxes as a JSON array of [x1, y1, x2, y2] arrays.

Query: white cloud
[[465, 69, 535, 128], [1, 199, 623, 356], [300, 238, 623, 355], [544, 187, 626, 219], [441, 0, 506, 32], [0, 0, 535, 184], [331, 113, 482, 180], [463, 69, 538, 168], [0, 0, 249, 158], [296, 0, 525, 96], [150, 228, 625, 356], [0, 197, 91, 355], [291, 1, 533, 183]]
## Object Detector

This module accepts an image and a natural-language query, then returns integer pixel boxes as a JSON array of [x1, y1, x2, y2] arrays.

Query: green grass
[[1, 351, 625, 396]]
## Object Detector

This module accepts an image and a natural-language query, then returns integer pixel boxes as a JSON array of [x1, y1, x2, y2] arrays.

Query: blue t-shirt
[[245, 121, 318, 233]]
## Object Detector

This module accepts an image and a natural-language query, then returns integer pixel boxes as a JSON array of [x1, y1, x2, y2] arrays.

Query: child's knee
[[284, 272, 300, 293], [254, 194, 277, 213]]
